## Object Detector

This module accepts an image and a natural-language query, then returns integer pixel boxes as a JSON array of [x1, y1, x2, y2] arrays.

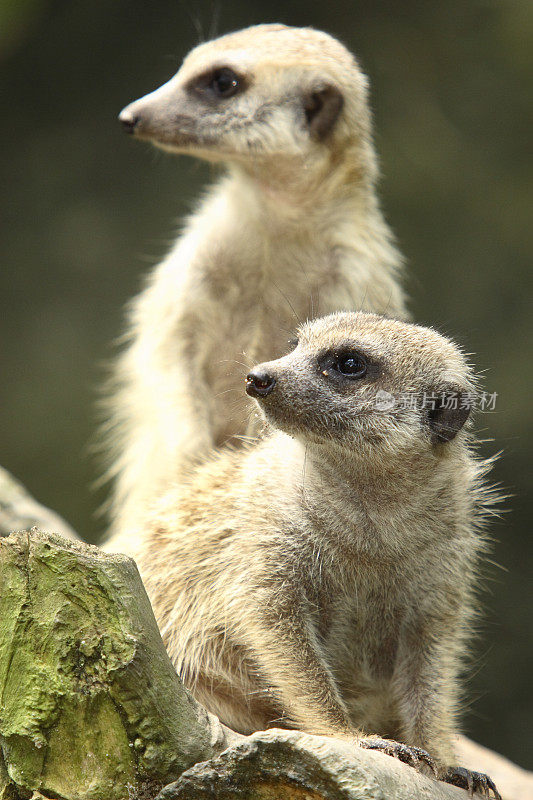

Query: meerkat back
[[104, 24, 407, 543]]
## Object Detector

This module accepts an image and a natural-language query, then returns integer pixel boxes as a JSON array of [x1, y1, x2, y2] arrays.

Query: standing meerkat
[[110, 312, 499, 797], [105, 24, 407, 541]]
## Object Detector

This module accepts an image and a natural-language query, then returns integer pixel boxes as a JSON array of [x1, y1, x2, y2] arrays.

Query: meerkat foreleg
[[391, 614, 501, 796], [242, 610, 440, 775], [393, 618, 459, 767], [243, 611, 354, 737]]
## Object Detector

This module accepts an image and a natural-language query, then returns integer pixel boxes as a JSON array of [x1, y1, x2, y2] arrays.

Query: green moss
[[41, 694, 136, 800], [0, 531, 216, 799], [0, 534, 137, 798], [0, 748, 18, 800]]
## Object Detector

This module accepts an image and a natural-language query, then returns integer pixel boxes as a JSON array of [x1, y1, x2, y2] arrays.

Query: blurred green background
[[1, 0, 531, 768]]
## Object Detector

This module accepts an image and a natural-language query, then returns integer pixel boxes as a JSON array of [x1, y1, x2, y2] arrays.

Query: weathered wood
[[0, 529, 239, 800]]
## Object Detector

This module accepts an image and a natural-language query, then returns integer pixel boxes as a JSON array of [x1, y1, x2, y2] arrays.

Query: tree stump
[[0, 529, 238, 800]]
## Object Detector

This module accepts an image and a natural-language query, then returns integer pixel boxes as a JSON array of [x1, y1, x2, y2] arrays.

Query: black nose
[[119, 108, 139, 133], [245, 370, 276, 398]]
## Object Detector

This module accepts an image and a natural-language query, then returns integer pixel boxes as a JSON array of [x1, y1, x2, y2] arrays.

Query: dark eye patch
[[188, 66, 246, 100], [318, 348, 372, 382]]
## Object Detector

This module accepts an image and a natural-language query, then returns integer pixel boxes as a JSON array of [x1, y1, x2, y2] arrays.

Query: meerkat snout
[[245, 369, 276, 397], [119, 106, 139, 133], [118, 87, 197, 147]]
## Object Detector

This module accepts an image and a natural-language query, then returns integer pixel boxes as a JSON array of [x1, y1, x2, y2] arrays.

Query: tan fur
[[103, 25, 407, 539], [105, 312, 495, 771]]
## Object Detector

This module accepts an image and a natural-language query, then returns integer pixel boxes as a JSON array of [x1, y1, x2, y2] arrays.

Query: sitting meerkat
[[112, 312, 499, 797], [105, 24, 407, 541]]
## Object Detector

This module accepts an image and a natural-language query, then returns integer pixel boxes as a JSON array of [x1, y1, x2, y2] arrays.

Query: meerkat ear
[[303, 84, 344, 141], [427, 391, 472, 444]]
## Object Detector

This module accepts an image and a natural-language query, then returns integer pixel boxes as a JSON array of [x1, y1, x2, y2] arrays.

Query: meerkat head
[[119, 24, 375, 182], [246, 312, 477, 461]]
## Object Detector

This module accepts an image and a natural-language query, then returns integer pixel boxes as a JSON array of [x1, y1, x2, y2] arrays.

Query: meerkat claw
[[444, 766, 502, 799], [359, 737, 438, 776]]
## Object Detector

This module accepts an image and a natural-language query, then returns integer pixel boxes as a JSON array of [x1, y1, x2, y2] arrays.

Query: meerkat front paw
[[358, 736, 438, 776], [444, 766, 501, 799]]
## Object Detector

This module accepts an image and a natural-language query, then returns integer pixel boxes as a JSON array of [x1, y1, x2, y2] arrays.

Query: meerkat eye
[[332, 351, 367, 379], [208, 67, 241, 98]]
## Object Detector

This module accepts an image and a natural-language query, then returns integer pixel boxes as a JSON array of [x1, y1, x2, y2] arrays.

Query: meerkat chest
[[199, 240, 342, 441], [322, 585, 404, 681], [325, 592, 405, 735], [202, 308, 292, 444], [201, 231, 342, 347]]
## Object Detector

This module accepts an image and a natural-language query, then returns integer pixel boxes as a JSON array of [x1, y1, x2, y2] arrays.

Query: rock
[[156, 728, 467, 800]]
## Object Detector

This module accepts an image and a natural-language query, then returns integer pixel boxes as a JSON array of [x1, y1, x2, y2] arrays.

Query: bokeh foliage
[[1, 0, 531, 769]]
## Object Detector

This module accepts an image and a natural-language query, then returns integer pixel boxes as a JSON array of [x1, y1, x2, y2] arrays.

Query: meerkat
[[105, 24, 407, 542], [108, 312, 499, 797]]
